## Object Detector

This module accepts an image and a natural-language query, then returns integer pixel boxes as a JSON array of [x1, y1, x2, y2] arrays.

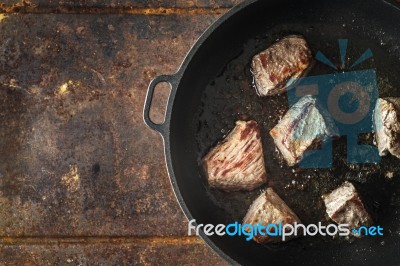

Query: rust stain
[[126, 7, 229, 16], [61, 165, 80, 192], [0, 13, 7, 21], [0, 0, 37, 13], [57, 82, 69, 95], [0, 236, 204, 245], [0, 7, 229, 15]]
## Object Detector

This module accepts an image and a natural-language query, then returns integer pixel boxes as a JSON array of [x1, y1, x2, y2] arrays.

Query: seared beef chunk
[[374, 98, 400, 159], [243, 188, 302, 243], [251, 35, 314, 96], [202, 120, 267, 191], [322, 181, 373, 231], [270, 96, 339, 166]]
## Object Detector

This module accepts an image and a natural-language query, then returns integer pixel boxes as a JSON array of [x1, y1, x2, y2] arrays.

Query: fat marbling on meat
[[243, 188, 302, 243], [374, 97, 400, 159], [322, 181, 372, 231], [251, 35, 314, 96], [270, 95, 339, 166], [202, 120, 267, 191]]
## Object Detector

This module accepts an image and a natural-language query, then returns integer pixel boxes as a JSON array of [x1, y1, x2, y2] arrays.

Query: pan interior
[[169, 0, 400, 265]]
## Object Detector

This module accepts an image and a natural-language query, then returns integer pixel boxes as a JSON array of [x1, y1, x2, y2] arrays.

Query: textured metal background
[[0, 1, 244, 264]]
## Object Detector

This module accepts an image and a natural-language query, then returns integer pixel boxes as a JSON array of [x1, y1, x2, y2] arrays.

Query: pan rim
[[161, 1, 258, 264]]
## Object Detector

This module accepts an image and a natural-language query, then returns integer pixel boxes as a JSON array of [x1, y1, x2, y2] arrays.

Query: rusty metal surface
[[0, 0, 242, 13], [0, 239, 227, 265], [0, 1, 243, 263]]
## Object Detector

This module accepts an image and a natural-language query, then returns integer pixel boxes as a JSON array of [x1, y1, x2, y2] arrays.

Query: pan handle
[[143, 74, 175, 134]]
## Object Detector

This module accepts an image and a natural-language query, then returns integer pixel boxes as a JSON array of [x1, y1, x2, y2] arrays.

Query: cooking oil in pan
[[194, 24, 400, 246]]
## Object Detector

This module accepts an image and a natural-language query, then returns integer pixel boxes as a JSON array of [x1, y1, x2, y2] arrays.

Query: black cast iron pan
[[143, 0, 400, 265]]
